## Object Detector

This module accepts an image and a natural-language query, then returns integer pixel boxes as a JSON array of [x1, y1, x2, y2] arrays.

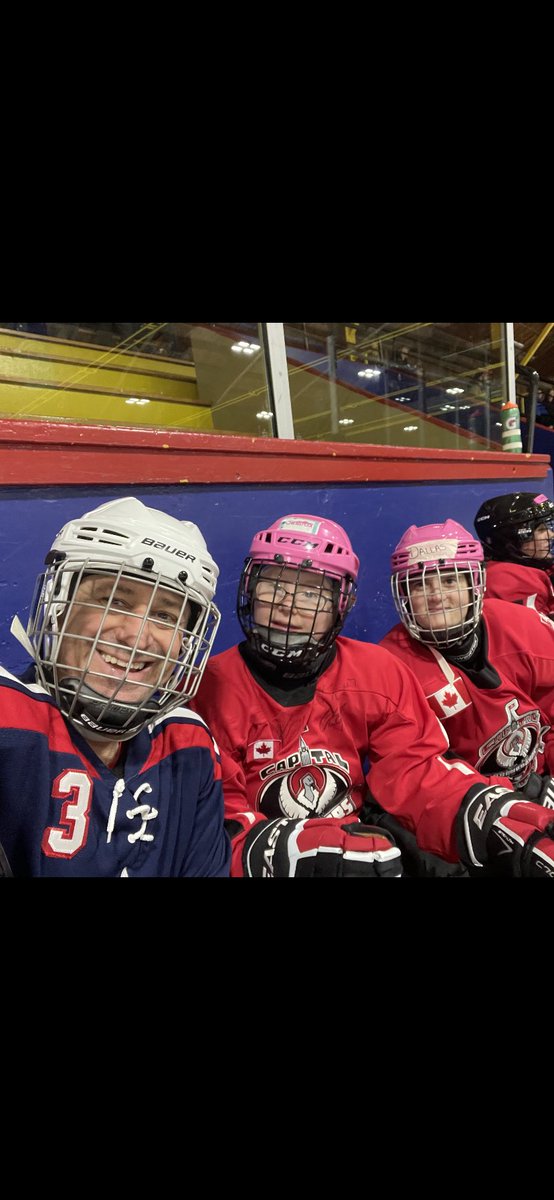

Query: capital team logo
[[477, 697, 550, 787], [255, 735, 355, 821]]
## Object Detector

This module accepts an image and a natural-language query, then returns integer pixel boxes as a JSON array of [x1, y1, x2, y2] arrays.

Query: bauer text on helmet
[[18, 497, 221, 741]]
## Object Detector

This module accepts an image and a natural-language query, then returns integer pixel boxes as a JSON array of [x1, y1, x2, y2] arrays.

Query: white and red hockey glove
[[457, 784, 554, 877], [242, 816, 403, 878]]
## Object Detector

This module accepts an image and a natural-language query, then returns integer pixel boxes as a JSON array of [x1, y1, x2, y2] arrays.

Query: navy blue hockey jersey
[[0, 666, 231, 877]]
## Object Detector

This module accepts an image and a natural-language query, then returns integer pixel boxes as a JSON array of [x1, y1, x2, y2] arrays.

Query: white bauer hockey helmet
[[16, 497, 221, 741]]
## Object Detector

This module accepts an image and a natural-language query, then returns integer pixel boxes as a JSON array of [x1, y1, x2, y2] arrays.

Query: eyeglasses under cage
[[254, 578, 335, 612]]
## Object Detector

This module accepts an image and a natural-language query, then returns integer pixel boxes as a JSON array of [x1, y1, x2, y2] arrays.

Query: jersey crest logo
[[256, 736, 355, 821], [477, 697, 550, 788]]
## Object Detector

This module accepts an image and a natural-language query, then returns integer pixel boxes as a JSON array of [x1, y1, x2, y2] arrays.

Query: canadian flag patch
[[251, 739, 274, 760], [427, 676, 472, 719]]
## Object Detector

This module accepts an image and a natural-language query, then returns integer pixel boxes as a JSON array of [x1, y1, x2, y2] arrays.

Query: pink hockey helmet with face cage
[[247, 513, 360, 611], [238, 514, 359, 671], [390, 519, 485, 647]]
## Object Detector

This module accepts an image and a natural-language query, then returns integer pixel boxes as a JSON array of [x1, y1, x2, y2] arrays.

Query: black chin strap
[[56, 675, 148, 741]]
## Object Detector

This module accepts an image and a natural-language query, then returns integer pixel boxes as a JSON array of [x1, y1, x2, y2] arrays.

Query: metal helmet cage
[[390, 520, 485, 649], [237, 514, 358, 671], [21, 497, 221, 741], [474, 492, 554, 570]]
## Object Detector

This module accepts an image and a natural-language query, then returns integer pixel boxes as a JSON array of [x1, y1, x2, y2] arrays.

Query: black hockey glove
[[522, 772, 554, 810], [456, 783, 554, 877], [0, 840, 13, 878], [362, 798, 469, 877], [242, 816, 403, 878]]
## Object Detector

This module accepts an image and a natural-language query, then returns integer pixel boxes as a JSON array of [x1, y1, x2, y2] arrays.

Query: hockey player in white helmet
[[191, 513, 554, 878], [0, 497, 230, 877]]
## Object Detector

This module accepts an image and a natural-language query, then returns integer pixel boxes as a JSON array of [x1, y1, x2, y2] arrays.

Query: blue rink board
[[0, 474, 551, 675]]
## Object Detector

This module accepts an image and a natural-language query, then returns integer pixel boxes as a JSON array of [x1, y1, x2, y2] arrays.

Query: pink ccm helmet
[[237, 513, 359, 671], [390, 519, 485, 648]]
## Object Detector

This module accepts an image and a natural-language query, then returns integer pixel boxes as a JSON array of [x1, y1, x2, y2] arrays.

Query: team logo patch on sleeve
[[427, 676, 472, 719]]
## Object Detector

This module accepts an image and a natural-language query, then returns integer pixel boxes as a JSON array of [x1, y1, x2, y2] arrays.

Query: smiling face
[[252, 565, 336, 639], [56, 573, 190, 707], [407, 567, 472, 636]]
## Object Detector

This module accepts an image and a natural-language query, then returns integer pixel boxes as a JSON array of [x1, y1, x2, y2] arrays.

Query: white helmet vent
[[76, 523, 132, 546]]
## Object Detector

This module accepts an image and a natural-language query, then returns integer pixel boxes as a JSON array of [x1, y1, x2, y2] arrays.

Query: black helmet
[[474, 492, 554, 570]]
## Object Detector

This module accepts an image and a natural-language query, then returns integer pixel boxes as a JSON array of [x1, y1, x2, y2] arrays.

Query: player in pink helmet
[[191, 512, 554, 879], [390, 519, 485, 650], [237, 513, 359, 672], [357, 515, 554, 873]]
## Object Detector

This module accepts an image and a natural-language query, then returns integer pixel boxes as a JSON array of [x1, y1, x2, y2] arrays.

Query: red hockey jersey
[[191, 636, 515, 875], [484, 560, 554, 622], [380, 598, 554, 788]]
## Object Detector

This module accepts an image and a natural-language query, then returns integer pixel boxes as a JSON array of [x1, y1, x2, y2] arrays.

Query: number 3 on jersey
[[41, 770, 93, 857]]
